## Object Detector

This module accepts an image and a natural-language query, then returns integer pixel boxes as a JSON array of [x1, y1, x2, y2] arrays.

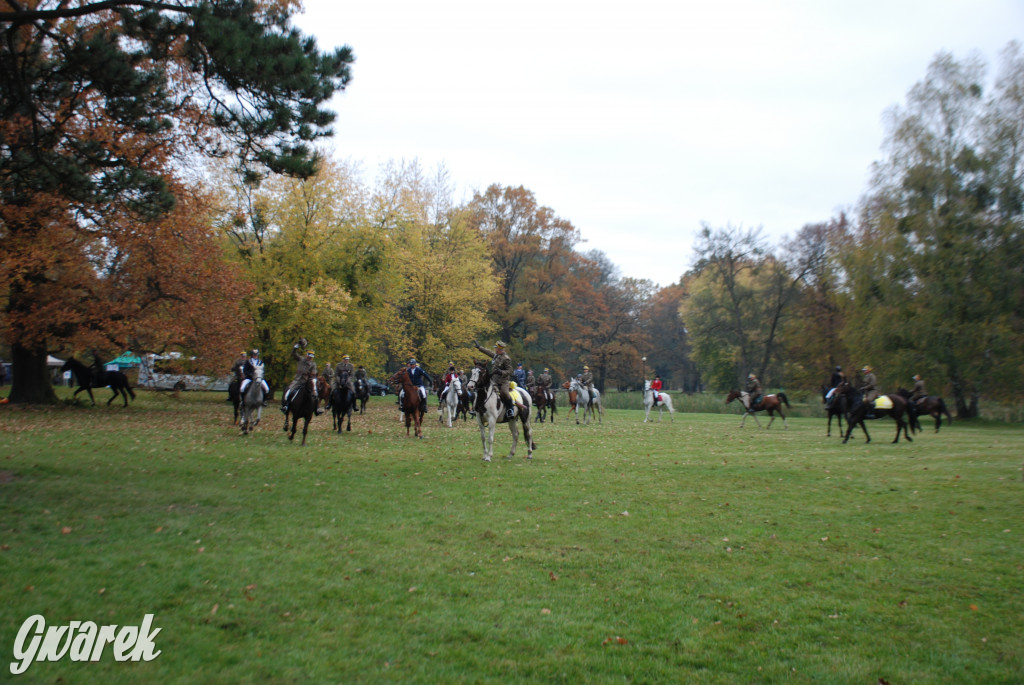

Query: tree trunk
[[7, 342, 58, 404]]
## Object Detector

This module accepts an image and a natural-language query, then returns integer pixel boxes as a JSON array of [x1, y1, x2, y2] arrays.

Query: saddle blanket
[[509, 384, 525, 404], [873, 396, 893, 410]]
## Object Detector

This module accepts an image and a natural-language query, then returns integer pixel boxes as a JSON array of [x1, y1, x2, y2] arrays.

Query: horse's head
[[725, 390, 741, 404], [466, 363, 486, 392], [644, 380, 651, 391], [254, 364, 264, 380], [561, 380, 570, 390]]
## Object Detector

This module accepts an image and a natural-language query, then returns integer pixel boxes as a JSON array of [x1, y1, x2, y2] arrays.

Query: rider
[[650, 375, 663, 405], [513, 362, 526, 388], [474, 339, 526, 418], [407, 358, 431, 414], [825, 365, 845, 407], [335, 355, 355, 393], [910, 374, 927, 405], [745, 373, 762, 409], [580, 365, 595, 395], [281, 338, 322, 416], [239, 349, 269, 402], [538, 368, 553, 403], [860, 365, 878, 417], [440, 361, 459, 403], [525, 368, 536, 394], [229, 350, 248, 401]]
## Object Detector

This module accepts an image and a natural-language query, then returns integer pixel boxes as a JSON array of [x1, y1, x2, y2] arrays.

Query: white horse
[[466, 364, 535, 462], [440, 376, 461, 428], [239, 364, 265, 435], [643, 380, 674, 422], [569, 378, 603, 425]]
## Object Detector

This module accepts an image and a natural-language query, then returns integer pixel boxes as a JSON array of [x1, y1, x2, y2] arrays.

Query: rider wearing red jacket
[[651, 376, 663, 404]]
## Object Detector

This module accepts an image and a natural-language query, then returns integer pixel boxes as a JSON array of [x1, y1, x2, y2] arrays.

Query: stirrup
[[506, 408, 516, 418]]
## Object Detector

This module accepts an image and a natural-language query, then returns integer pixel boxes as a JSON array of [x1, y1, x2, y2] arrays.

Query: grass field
[[1, 389, 1022, 683]]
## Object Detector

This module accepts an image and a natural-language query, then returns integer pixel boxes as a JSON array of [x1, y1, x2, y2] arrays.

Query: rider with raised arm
[[474, 339, 526, 418], [281, 338, 322, 416]]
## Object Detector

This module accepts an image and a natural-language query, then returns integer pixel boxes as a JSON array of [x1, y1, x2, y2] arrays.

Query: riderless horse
[[896, 388, 953, 433], [643, 380, 674, 423], [466, 362, 536, 461], [820, 383, 846, 437], [564, 378, 603, 425], [239, 363, 265, 435], [331, 370, 355, 433], [837, 382, 913, 444], [61, 356, 135, 407], [282, 376, 319, 446], [389, 367, 425, 438], [725, 389, 790, 429]]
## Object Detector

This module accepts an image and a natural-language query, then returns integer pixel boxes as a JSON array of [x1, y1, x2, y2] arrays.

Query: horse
[[643, 380, 674, 423], [61, 356, 136, 407], [724, 389, 790, 429], [228, 378, 242, 424], [838, 384, 912, 444], [821, 383, 846, 437], [239, 364, 265, 435], [331, 371, 355, 433], [354, 377, 370, 414], [389, 367, 425, 438], [466, 362, 535, 462], [282, 376, 318, 446], [439, 376, 462, 428], [564, 378, 603, 425], [897, 388, 953, 433], [531, 385, 556, 424]]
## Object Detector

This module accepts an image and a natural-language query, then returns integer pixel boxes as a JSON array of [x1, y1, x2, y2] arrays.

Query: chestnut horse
[[725, 389, 790, 429], [389, 367, 425, 438]]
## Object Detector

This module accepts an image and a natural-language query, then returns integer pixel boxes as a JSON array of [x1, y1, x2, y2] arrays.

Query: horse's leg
[[506, 419, 519, 460], [301, 416, 310, 446]]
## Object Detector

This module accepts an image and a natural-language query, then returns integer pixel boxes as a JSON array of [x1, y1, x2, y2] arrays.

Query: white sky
[[293, 0, 1024, 287]]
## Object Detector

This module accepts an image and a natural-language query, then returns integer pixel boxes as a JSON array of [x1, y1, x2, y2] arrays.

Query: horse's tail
[[939, 398, 953, 424], [778, 392, 790, 407]]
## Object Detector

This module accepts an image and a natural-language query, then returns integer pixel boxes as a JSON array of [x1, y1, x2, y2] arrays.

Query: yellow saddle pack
[[873, 395, 893, 410]]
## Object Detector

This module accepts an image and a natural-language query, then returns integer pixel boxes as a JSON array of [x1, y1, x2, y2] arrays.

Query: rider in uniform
[[474, 340, 526, 418], [406, 358, 431, 414], [281, 338, 322, 416], [537, 368, 553, 403]]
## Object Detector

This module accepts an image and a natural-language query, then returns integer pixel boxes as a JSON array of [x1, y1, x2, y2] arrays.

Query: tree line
[[2, 3, 1021, 416]]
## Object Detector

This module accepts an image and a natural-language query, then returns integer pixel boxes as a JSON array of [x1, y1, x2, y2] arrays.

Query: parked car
[[366, 377, 390, 396]]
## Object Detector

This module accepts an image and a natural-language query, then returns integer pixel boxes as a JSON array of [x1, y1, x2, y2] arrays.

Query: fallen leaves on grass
[[602, 636, 628, 646]]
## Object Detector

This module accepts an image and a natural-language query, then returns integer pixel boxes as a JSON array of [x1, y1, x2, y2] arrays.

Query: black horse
[[283, 377, 318, 446], [354, 377, 370, 414], [331, 372, 355, 433], [61, 357, 136, 407], [838, 383, 912, 444], [897, 388, 953, 433], [821, 383, 846, 437]]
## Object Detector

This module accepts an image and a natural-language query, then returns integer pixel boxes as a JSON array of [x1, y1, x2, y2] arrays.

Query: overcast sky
[[293, 0, 1024, 287]]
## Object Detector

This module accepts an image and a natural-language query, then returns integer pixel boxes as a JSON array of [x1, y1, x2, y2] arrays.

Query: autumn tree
[[1, 0, 353, 402], [464, 185, 581, 365], [847, 45, 1024, 415]]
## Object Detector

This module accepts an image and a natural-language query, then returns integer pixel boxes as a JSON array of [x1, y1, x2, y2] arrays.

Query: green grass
[[1, 389, 1022, 683]]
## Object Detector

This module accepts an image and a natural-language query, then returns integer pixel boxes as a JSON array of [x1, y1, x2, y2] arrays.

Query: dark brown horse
[[282, 376, 319, 446], [725, 389, 790, 429], [389, 367, 425, 438], [897, 389, 953, 433], [821, 383, 846, 437], [331, 371, 354, 433], [532, 385, 556, 423], [61, 357, 135, 407], [838, 384, 912, 444]]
